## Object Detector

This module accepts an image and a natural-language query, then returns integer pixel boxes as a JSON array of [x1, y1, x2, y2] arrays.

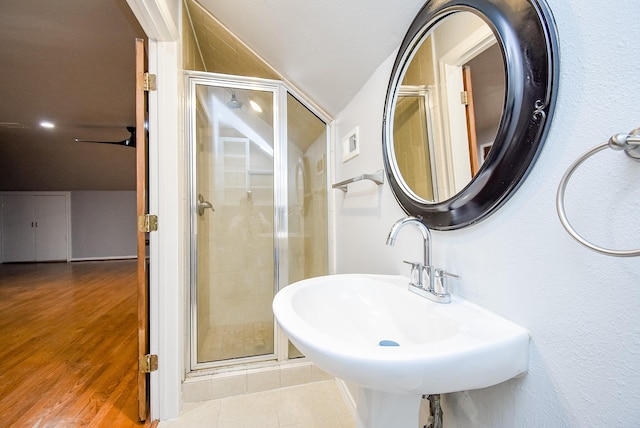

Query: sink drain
[[378, 340, 400, 346]]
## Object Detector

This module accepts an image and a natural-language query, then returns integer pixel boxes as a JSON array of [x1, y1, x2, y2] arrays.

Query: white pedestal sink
[[272, 274, 530, 428]]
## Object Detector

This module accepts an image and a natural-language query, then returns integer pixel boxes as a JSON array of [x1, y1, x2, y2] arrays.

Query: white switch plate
[[342, 127, 359, 162]]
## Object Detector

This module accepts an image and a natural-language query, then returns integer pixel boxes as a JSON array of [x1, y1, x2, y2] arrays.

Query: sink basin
[[273, 274, 530, 428]]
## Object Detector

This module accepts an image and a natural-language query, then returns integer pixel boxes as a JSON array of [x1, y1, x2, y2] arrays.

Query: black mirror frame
[[382, 0, 558, 230]]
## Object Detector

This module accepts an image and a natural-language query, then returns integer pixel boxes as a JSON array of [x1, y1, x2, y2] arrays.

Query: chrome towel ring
[[556, 127, 640, 257]]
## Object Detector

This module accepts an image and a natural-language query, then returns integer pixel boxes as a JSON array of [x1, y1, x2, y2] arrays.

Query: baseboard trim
[[70, 256, 137, 262]]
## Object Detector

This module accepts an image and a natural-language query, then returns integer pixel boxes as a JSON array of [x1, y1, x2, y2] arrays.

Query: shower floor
[[199, 321, 274, 362]]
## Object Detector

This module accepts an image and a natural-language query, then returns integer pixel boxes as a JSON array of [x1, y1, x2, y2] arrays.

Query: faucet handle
[[402, 260, 421, 268], [435, 269, 459, 279], [433, 268, 459, 299], [402, 260, 425, 288]]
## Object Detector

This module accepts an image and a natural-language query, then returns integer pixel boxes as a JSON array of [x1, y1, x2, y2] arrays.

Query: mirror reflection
[[392, 11, 505, 202]]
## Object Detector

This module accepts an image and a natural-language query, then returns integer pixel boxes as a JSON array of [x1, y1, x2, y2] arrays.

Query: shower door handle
[[197, 194, 214, 216]]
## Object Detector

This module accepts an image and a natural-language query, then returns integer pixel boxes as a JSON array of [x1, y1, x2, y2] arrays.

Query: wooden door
[[463, 65, 480, 176], [135, 37, 151, 422]]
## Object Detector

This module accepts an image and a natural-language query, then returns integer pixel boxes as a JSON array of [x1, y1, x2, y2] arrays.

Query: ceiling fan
[[75, 126, 136, 148]]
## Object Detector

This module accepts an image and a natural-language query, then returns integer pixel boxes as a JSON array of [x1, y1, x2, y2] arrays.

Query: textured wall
[[333, 0, 640, 425]]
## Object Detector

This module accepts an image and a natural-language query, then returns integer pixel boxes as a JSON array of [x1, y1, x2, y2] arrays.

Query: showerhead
[[226, 91, 243, 109]]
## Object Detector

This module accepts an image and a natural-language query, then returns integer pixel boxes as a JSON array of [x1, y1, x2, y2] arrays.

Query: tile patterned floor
[[160, 380, 356, 428]]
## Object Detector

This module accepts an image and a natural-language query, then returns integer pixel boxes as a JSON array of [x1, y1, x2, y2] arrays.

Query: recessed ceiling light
[[40, 121, 55, 128], [249, 100, 262, 113]]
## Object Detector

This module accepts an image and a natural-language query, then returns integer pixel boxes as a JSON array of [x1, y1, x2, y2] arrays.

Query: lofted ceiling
[[0, 0, 426, 191], [0, 0, 145, 191], [195, 0, 426, 116]]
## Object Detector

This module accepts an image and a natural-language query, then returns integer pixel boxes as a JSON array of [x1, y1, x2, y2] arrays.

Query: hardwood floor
[[0, 260, 154, 427]]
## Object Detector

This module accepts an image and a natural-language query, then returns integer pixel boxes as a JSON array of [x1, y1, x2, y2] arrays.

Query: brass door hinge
[[139, 354, 158, 373], [143, 72, 157, 91], [138, 214, 158, 232], [460, 90, 469, 105]]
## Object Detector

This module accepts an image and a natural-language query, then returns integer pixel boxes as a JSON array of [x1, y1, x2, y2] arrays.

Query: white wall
[[333, 0, 640, 426], [70, 191, 137, 260], [1, 191, 136, 262]]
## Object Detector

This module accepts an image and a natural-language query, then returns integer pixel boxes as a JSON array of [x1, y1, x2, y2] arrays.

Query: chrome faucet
[[386, 216, 457, 303], [386, 216, 433, 287]]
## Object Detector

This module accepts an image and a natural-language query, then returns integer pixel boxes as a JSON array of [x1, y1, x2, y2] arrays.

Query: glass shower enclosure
[[186, 72, 329, 370]]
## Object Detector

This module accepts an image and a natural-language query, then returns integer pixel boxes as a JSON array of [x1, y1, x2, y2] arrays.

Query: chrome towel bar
[[556, 126, 640, 257], [332, 169, 384, 192]]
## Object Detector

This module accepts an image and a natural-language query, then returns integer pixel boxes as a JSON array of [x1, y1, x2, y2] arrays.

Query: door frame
[[126, 0, 182, 421], [438, 24, 496, 196]]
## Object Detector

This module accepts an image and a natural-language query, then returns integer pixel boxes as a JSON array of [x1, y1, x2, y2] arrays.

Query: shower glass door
[[190, 77, 278, 366], [188, 72, 330, 371]]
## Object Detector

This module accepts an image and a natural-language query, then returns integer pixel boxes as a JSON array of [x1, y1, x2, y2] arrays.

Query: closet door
[[1, 193, 68, 262], [1, 194, 36, 262], [34, 195, 68, 261]]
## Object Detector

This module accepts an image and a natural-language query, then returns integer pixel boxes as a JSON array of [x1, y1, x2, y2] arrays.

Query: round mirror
[[382, 0, 558, 230]]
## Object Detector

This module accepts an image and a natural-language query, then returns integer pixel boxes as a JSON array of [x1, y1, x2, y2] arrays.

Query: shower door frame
[[186, 71, 332, 373]]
